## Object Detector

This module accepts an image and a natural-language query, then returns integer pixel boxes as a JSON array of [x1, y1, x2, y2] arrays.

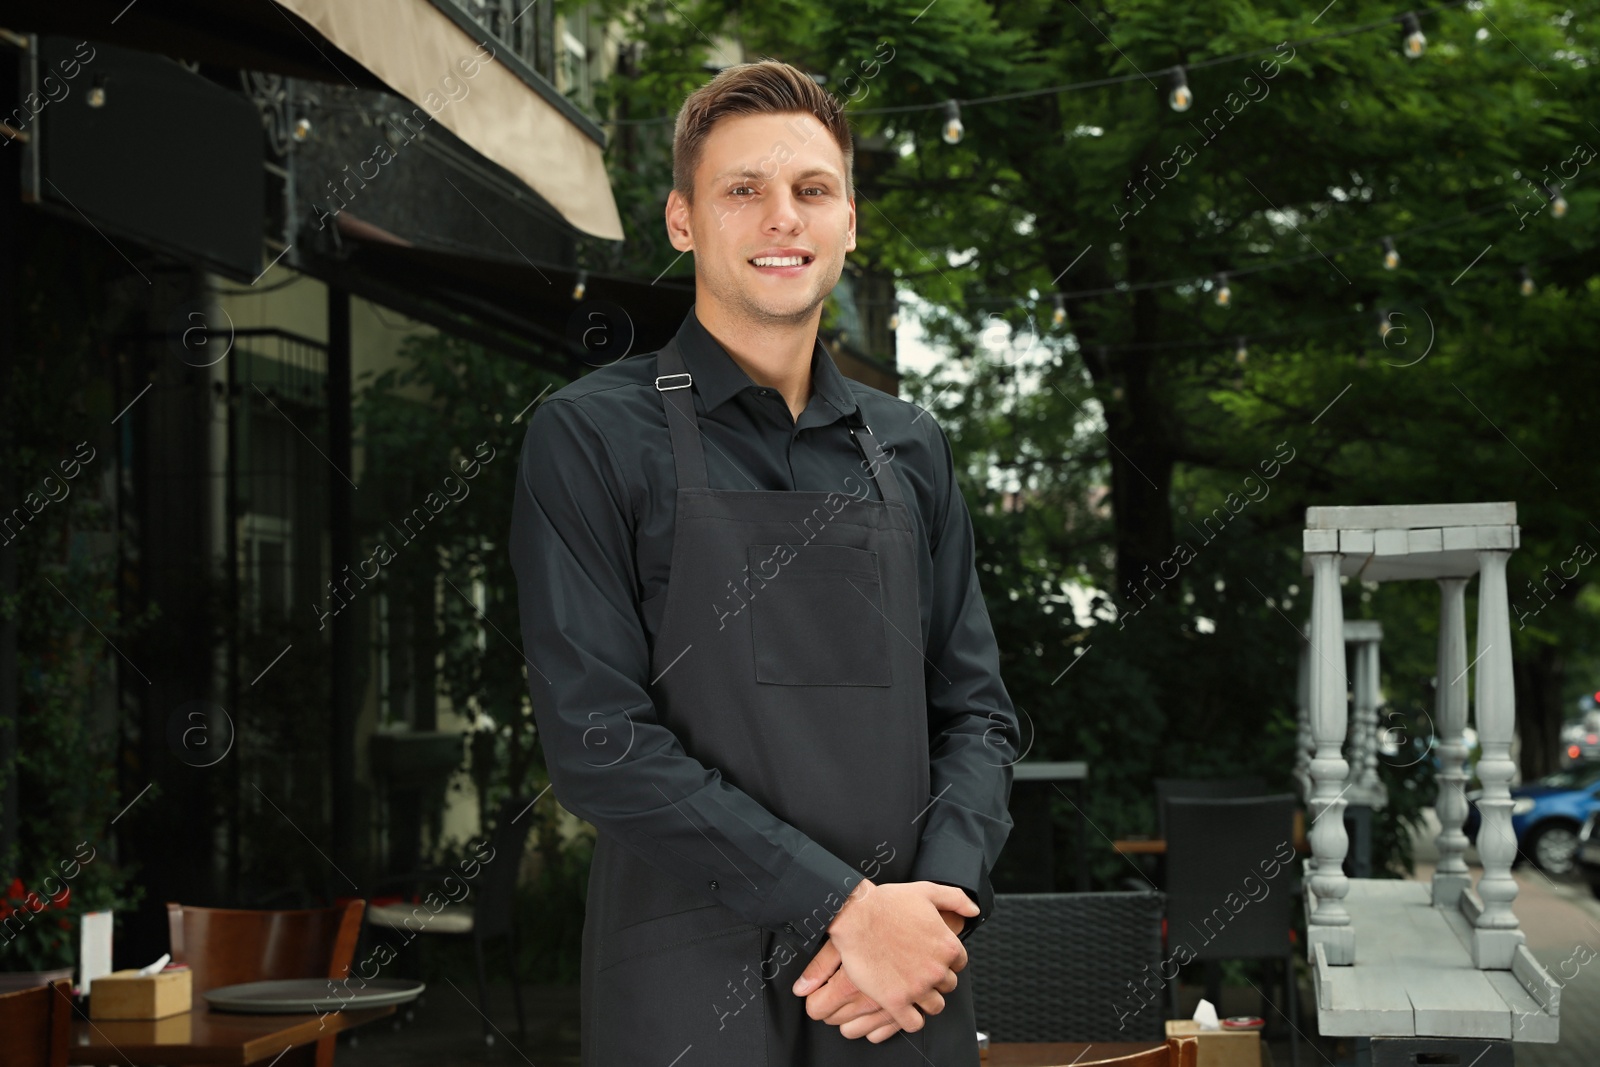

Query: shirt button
[[709, 880, 719, 890], [783, 922, 795, 933]]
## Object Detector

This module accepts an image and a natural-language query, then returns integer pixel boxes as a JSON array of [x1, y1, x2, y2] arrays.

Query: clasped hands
[[789, 879, 979, 1043]]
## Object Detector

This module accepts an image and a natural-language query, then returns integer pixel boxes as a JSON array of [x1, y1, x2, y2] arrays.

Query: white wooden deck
[[1306, 876, 1561, 1042]]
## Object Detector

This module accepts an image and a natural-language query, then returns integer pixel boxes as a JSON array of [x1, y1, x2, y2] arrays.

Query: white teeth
[[752, 256, 806, 267]]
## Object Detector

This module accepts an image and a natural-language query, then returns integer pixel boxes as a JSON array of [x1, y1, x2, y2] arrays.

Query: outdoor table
[[1112, 809, 1311, 856], [68, 1003, 395, 1065], [987, 1040, 1164, 1065]]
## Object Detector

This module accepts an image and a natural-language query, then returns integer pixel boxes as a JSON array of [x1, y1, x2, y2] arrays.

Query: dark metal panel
[[38, 35, 263, 278]]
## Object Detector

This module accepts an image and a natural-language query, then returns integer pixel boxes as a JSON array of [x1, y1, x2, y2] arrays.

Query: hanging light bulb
[[1052, 293, 1067, 328], [941, 100, 964, 145], [1168, 66, 1192, 112], [1377, 307, 1392, 340], [887, 298, 900, 331], [1234, 336, 1248, 364], [571, 269, 587, 301], [292, 117, 313, 142], [1381, 236, 1400, 270], [1213, 272, 1231, 307], [1546, 182, 1568, 218], [1400, 12, 1426, 58], [86, 75, 107, 109], [1519, 267, 1535, 296]]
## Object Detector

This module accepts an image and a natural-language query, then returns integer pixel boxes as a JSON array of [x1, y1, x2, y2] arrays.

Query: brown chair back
[[1085, 1035, 1199, 1067], [0, 978, 72, 1067], [165, 900, 366, 1008]]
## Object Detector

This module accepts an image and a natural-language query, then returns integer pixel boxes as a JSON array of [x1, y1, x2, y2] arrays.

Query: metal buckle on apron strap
[[654, 373, 693, 391]]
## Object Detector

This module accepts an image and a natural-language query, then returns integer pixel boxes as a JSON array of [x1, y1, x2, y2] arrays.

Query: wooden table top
[[987, 1040, 1164, 1065], [68, 1003, 395, 1065]]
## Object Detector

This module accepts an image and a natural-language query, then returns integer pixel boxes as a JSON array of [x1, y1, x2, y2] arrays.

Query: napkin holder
[[90, 967, 192, 1020], [1165, 1018, 1261, 1067]]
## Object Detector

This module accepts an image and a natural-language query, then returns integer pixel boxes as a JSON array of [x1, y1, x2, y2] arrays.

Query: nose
[[762, 184, 802, 234]]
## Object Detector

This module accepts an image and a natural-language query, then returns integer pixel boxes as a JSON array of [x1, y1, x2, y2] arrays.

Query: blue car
[[1463, 762, 1600, 875]]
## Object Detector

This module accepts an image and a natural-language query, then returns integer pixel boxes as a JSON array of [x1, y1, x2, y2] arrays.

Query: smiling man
[[510, 58, 1018, 1066]]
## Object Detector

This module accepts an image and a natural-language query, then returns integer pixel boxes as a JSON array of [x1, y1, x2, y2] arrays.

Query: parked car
[[1463, 762, 1600, 875], [1578, 809, 1600, 899], [1560, 720, 1600, 767]]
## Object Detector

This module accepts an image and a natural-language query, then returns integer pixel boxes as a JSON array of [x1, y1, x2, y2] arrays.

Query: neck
[[694, 298, 820, 420]]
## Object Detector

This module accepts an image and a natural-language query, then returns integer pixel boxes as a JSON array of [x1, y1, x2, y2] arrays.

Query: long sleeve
[[509, 397, 864, 942], [906, 413, 1020, 942]]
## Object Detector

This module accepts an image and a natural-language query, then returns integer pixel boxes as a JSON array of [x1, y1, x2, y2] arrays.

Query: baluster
[[1307, 551, 1354, 964], [1472, 549, 1525, 968], [1295, 631, 1313, 803], [1432, 577, 1472, 907], [1355, 640, 1384, 802]]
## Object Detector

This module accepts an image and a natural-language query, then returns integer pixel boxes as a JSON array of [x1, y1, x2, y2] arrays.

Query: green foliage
[[0, 224, 150, 971], [580, 0, 1600, 884], [355, 331, 590, 979]]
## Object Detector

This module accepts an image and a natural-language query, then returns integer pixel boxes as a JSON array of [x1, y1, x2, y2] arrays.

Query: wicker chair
[[964, 891, 1167, 1042]]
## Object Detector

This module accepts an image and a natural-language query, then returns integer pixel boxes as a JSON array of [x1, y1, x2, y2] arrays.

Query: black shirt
[[509, 305, 1018, 942]]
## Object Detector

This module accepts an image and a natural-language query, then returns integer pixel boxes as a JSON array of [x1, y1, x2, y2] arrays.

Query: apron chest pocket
[[747, 543, 892, 687]]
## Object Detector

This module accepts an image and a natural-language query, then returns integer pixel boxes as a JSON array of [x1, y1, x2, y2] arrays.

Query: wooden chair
[[1094, 1035, 1199, 1067], [166, 900, 365, 1067], [0, 977, 72, 1067]]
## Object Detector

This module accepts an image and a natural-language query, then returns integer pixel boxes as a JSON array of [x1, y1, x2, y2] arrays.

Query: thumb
[[792, 937, 841, 996], [933, 884, 981, 917]]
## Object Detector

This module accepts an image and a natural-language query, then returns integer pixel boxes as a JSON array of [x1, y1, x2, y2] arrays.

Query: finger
[[948, 939, 969, 974], [930, 884, 981, 917], [792, 938, 842, 996], [807, 971, 866, 1023], [867, 1018, 904, 1043], [913, 987, 946, 1017], [840, 1007, 895, 1040], [821, 992, 881, 1027], [934, 968, 957, 994]]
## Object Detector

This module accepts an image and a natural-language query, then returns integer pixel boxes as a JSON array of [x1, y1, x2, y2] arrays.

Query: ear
[[665, 188, 694, 253], [845, 196, 857, 253]]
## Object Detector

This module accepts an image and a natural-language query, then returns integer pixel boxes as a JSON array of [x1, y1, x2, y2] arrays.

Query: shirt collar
[[673, 305, 860, 420]]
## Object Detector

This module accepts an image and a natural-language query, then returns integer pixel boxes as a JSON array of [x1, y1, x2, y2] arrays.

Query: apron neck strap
[[653, 336, 906, 507]]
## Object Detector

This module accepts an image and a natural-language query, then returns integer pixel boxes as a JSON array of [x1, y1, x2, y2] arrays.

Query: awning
[[274, 0, 623, 242], [1, 0, 624, 241]]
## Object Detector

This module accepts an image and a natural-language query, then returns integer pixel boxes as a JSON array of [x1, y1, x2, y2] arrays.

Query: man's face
[[666, 111, 856, 326]]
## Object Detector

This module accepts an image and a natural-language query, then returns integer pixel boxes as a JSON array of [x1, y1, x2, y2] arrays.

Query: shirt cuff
[[761, 840, 865, 948], [910, 837, 994, 942]]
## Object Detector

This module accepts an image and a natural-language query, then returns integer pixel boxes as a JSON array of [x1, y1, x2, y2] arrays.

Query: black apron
[[578, 337, 978, 1066]]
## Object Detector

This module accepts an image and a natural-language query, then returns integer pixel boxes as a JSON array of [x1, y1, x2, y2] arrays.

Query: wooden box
[[1165, 1019, 1261, 1067], [90, 968, 192, 1020]]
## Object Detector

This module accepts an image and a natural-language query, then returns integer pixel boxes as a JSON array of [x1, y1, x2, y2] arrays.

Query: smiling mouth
[[749, 255, 814, 268]]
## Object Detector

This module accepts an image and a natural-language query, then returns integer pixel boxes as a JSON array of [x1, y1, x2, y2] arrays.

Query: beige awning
[[274, 0, 623, 241]]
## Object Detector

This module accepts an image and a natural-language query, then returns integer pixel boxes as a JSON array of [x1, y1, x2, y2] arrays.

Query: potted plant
[[0, 878, 78, 992]]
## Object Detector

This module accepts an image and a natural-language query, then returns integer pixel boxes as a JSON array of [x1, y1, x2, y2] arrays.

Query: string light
[[887, 297, 900, 331], [1519, 267, 1535, 296], [1052, 293, 1067, 328], [1235, 336, 1249, 364], [1377, 307, 1393, 340], [1400, 12, 1426, 58], [610, 4, 1475, 126], [571, 269, 587, 301], [1546, 182, 1568, 218], [1168, 66, 1192, 112], [941, 100, 964, 145], [1214, 273, 1231, 307], [1381, 236, 1400, 270]]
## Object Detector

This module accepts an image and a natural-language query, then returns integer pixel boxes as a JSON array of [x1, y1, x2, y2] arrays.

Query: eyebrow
[[711, 165, 841, 184]]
